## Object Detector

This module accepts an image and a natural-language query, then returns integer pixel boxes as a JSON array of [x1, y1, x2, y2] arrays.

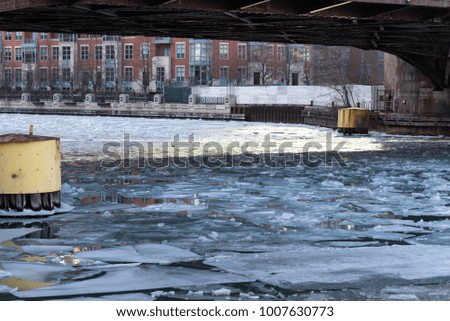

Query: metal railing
[[196, 96, 225, 105]]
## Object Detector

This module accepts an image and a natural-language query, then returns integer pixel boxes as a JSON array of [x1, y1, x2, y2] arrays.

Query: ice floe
[[13, 265, 253, 299], [74, 243, 201, 264], [205, 245, 450, 289], [0, 228, 43, 243]]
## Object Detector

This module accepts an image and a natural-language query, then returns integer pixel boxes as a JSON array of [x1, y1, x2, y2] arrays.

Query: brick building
[[0, 32, 383, 95], [309, 45, 385, 86]]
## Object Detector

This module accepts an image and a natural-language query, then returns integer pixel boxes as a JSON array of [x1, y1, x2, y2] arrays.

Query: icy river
[[0, 114, 449, 301]]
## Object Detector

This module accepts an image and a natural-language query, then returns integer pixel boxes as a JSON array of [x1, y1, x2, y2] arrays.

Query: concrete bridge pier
[[384, 54, 450, 116]]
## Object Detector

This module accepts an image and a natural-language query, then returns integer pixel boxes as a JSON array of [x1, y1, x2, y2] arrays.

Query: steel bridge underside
[[0, 0, 450, 89]]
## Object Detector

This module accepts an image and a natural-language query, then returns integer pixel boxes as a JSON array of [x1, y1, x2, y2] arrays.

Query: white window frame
[[14, 47, 22, 61], [220, 43, 229, 60], [4, 47, 12, 61], [80, 45, 89, 60], [220, 66, 229, 78], [176, 42, 185, 59], [62, 46, 71, 61], [124, 44, 133, 60], [40, 46, 48, 61], [238, 44, 247, 60], [176, 66, 185, 82], [124, 67, 133, 82]]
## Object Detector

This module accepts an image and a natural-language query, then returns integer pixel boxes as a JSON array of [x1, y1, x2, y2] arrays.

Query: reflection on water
[[316, 219, 376, 231], [0, 221, 57, 239], [103, 177, 177, 187], [80, 191, 203, 208]]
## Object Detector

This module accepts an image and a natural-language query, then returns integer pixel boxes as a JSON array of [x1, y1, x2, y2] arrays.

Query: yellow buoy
[[337, 107, 370, 135], [0, 134, 61, 212]]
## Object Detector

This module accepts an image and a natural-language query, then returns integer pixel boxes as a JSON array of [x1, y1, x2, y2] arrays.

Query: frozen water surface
[[0, 114, 449, 300]]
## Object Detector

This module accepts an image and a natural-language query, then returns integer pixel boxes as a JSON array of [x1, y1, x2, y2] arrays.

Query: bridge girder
[[0, 0, 450, 89]]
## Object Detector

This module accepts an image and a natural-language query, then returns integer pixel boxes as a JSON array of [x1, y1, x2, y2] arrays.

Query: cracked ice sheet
[[204, 245, 450, 289], [14, 265, 253, 299], [74, 243, 201, 264], [0, 262, 73, 282], [0, 228, 42, 243], [21, 245, 74, 255]]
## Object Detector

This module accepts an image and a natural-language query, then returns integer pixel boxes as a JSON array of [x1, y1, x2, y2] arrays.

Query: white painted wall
[[193, 85, 374, 107]]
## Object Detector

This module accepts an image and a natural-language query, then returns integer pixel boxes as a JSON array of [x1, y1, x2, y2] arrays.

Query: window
[[39, 68, 48, 86], [176, 43, 185, 59], [15, 32, 23, 40], [266, 67, 274, 82], [238, 44, 247, 60], [277, 46, 285, 61], [106, 45, 115, 60], [81, 71, 90, 86], [268, 46, 274, 60], [23, 48, 36, 63], [190, 65, 210, 85], [102, 35, 121, 41], [4, 47, 12, 61], [220, 66, 229, 78], [80, 46, 89, 60], [190, 42, 211, 62], [95, 45, 102, 60], [220, 43, 229, 60], [105, 67, 115, 88], [62, 68, 71, 82], [59, 34, 75, 42], [105, 67, 115, 81], [15, 47, 22, 61], [124, 44, 133, 60], [4, 68, 12, 84], [52, 47, 59, 60], [4, 32, 11, 41], [141, 43, 149, 59], [156, 67, 165, 82], [62, 46, 71, 60], [96, 71, 102, 86], [250, 44, 274, 62], [40, 46, 48, 61], [176, 66, 185, 82], [40, 33, 47, 40], [164, 48, 170, 57], [277, 68, 285, 82], [124, 67, 133, 82], [238, 67, 246, 81], [14, 68, 22, 84], [52, 68, 59, 82], [290, 47, 301, 63]]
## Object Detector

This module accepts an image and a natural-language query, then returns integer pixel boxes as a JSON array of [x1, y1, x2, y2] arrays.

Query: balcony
[[21, 38, 37, 48], [154, 37, 171, 44]]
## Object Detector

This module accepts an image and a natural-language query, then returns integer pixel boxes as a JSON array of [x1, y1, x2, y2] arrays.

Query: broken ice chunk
[[0, 228, 42, 243], [14, 265, 253, 299], [74, 243, 201, 265]]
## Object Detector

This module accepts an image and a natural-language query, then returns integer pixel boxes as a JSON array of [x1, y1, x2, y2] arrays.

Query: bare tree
[[249, 43, 276, 85], [130, 40, 152, 94], [310, 45, 356, 107]]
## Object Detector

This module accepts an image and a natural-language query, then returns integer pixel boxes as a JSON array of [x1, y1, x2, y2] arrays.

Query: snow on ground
[[0, 114, 449, 300]]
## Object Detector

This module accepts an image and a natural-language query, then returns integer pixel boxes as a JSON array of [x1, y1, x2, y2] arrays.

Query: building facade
[[309, 45, 385, 86], [0, 32, 383, 95]]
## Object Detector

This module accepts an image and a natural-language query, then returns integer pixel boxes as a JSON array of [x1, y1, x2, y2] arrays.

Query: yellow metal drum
[[0, 134, 61, 194], [337, 107, 370, 135]]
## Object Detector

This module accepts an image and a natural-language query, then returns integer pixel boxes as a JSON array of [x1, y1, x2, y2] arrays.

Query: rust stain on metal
[[0, 134, 59, 144]]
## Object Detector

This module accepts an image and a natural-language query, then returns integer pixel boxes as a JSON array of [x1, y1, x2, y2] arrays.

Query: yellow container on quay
[[0, 134, 61, 194], [337, 107, 370, 135]]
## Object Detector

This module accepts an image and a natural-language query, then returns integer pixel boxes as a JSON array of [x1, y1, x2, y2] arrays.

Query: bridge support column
[[384, 54, 450, 115]]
